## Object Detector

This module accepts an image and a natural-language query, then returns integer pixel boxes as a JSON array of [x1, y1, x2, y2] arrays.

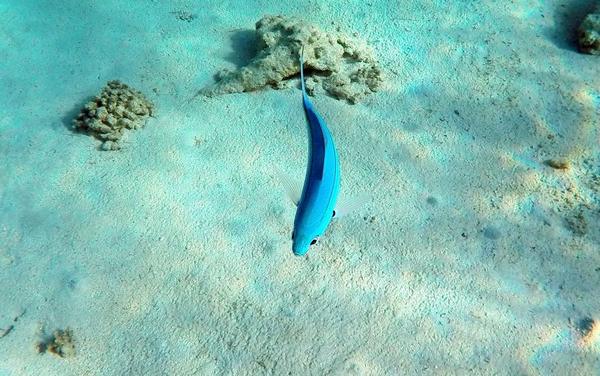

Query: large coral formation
[[201, 15, 383, 104], [578, 6, 600, 54], [73, 80, 154, 150]]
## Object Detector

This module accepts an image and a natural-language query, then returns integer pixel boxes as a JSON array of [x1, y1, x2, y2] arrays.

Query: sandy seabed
[[0, 1, 599, 375]]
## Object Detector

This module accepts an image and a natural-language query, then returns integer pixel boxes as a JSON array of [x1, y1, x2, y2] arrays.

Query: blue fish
[[290, 46, 342, 256]]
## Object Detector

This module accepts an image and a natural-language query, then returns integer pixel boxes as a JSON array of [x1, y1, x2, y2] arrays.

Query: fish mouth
[[292, 245, 309, 257]]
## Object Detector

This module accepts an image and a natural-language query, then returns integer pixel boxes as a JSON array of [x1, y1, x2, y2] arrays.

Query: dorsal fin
[[299, 45, 326, 181]]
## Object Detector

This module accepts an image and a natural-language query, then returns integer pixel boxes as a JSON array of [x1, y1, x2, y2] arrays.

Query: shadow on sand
[[223, 29, 258, 69]]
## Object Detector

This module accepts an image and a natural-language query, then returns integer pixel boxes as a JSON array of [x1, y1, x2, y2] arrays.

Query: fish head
[[291, 230, 319, 256]]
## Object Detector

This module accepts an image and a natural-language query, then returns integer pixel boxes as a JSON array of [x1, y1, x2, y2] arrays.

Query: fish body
[[292, 47, 341, 256]]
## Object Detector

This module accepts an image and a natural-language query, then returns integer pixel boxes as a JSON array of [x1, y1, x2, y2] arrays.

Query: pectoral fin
[[275, 167, 302, 206], [334, 193, 369, 218]]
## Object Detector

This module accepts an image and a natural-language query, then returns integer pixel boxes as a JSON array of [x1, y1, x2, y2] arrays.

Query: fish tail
[[299, 45, 306, 95]]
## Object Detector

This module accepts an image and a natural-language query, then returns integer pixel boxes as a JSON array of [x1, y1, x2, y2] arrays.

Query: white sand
[[0, 0, 599, 374]]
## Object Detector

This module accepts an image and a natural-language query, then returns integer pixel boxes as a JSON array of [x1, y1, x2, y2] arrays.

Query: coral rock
[[201, 15, 383, 104], [578, 7, 600, 55], [36, 328, 76, 358], [73, 80, 154, 150]]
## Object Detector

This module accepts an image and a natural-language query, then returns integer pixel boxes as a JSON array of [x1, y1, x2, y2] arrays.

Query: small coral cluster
[[36, 328, 76, 358], [201, 15, 383, 104], [578, 317, 599, 347], [578, 6, 600, 54], [73, 80, 154, 150]]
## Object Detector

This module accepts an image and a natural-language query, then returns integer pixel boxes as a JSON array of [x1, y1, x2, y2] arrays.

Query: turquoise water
[[1, 1, 599, 374]]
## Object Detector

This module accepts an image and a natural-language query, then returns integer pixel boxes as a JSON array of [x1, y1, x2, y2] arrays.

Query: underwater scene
[[1, 0, 599, 374]]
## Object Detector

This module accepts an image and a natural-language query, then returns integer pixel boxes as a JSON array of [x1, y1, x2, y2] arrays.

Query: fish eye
[[310, 239, 317, 245]]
